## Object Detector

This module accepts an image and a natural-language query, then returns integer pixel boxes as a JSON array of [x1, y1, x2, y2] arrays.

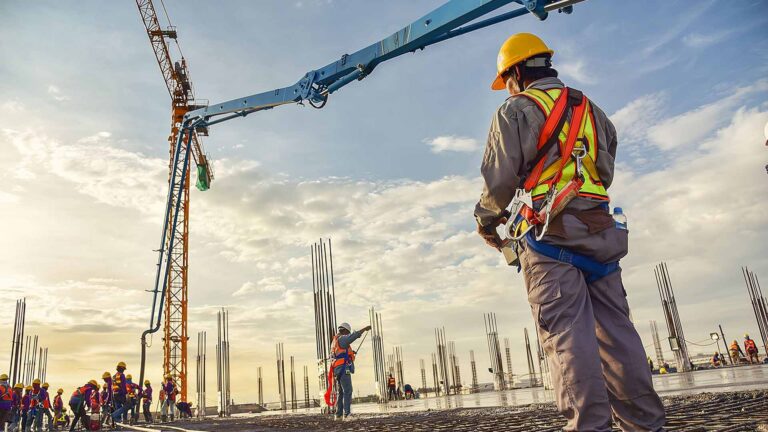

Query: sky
[[1, 0, 767, 406]]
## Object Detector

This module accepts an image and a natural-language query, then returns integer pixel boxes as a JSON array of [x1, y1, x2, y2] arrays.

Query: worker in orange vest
[[53, 388, 64, 425], [475, 33, 665, 431], [730, 340, 744, 364], [68, 380, 98, 432], [744, 334, 760, 364], [0, 374, 12, 425], [330, 322, 370, 421], [386, 374, 397, 401]]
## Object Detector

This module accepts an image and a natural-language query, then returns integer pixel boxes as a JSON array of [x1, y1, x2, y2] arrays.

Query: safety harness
[[502, 86, 618, 282], [323, 335, 356, 408]]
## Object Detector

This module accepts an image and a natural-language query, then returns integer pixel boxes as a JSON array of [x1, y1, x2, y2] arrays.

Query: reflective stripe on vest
[[331, 335, 353, 368], [518, 87, 609, 201]]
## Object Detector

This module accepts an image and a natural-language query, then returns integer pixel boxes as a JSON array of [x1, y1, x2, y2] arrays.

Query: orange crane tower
[[136, 0, 213, 402]]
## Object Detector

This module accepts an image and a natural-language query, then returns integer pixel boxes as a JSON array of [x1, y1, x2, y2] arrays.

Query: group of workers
[[724, 334, 763, 365], [385, 375, 417, 401], [0, 362, 182, 431]]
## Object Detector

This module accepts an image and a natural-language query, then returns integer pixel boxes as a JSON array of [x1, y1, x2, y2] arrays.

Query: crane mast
[[136, 0, 213, 402]]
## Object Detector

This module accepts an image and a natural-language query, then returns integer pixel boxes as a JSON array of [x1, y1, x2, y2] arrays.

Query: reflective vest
[[387, 377, 396, 387], [330, 335, 355, 369], [0, 383, 12, 402], [113, 372, 125, 395], [30, 389, 41, 408], [730, 341, 740, 351], [518, 87, 609, 202], [53, 394, 63, 410], [71, 385, 90, 400], [745, 339, 757, 353]]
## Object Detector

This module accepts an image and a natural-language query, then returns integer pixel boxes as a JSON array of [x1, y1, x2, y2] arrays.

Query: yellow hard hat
[[117, 361, 127, 369], [57, 388, 63, 394], [0, 373, 7, 381], [164, 374, 171, 379], [25, 385, 32, 391], [126, 374, 132, 380], [491, 33, 554, 90], [14, 383, 23, 390], [102, 372, 111, 379], [144, 380, 151, 385], [33, 379, 41, 385], [43, 382, 49, 388], [744, 333, 750, 338], [88, 380, 98, 387]]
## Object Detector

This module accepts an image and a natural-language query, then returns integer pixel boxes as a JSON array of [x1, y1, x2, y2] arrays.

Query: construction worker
[[647, 357, 654, 372], [37, 382, 53, 430], [53, 388, 64, 428], [475, 33, 665, 431], [330, 322, 371, 421], [142, 380, 153, 423], [403, 383, 415, 400], [387, 374, 397, 401], [161, 374, 176, 422], [68, 380, 98, 432], [125, 374, 138, 423], [111, 361, 128, 423], [730, 339, 745, 364], [20, 386, 31, 432], [10, 383, 23, 432], [744, 334, 760, 364], [711, 352, 722, 368], [0, 374, 12, 426]]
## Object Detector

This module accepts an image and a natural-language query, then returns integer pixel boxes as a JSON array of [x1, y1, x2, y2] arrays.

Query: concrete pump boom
[[139, 0, 585, 393]]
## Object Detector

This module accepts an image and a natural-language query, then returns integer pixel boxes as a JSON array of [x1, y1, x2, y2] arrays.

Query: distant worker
[[161, 374, 176, 422], [647, 357, 654, 372], [744, 334, 760, 364], [730, 340, 745, 364], [20, 386, 31, 432], [125, 374, 138, 423], [387, 374, 397, 401], [69, 380, 98, 432], [53, 388, 64, 426], [711, 352, 722, 368], [38, 382, 53, 430], [403, 384, 415, 400], [176, 401, 193, 418], [111, 361, 128, 423], [11, 383, 23, 432], [142, 380, 153, 423], [474, 33, 666, 431], [329, 322, 371, 421], [0, 374, 12, 425]]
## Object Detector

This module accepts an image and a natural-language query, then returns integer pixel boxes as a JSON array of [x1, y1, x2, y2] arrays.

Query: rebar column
[[524, 328, 537, 386], [470, 350, 479, 392], [311, 239, 339, 407], [655, 262, 691, 371], [419, 359, 427, 395], [504, 338, 513, 388], [743, 267, 768, 354], [484, 313, 506, 390], [369, 307, 387, 403], [650, 320, 665, 368]]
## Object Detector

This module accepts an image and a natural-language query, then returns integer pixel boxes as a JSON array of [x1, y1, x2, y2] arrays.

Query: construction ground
[[128, 390, 768, 432]]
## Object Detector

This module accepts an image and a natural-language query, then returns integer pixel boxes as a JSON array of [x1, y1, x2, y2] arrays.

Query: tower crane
[[135, 0, 213, 402], [138, 0, 585, 394]]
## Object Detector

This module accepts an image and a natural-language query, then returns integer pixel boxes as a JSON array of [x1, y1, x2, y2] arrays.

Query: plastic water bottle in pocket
[[613, 207, 628, 231]]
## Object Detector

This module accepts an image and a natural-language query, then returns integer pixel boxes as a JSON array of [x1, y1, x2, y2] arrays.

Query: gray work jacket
[[474, 77, 618, 227]]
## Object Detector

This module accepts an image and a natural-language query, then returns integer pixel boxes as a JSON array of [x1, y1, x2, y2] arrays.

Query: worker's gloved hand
[[361, 325, 372, 332], [477, 210, 510, 251]]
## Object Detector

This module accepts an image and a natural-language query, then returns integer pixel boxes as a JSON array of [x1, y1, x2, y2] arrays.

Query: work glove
[[361, 325, 372, 332], [477, 210, 510, 251]]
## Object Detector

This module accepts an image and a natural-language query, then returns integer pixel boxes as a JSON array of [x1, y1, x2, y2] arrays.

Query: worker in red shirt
[[69, 380, 98, 432], [10, 384, 23, 432], [0, 374, 12, 425], [53, 388, 64, 423], [161, 375, 176, 422], [744, 334, 760, 364], [37, 382, 53, 430]]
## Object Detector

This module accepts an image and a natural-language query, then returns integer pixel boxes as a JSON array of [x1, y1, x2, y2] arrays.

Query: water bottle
[[613, 207, 628, 231]]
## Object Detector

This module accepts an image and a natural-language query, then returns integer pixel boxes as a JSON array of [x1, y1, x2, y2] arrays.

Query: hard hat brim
[[491, 74, 506, 91]]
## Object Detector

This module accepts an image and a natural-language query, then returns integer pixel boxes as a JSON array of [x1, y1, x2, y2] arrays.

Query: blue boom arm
[[139, 0, 584, 387], [184, 0, 582, 127]]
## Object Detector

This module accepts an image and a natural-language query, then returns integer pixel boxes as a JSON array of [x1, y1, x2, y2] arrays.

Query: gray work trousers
[[519, 211, 666, 431], [334, 370, 352, 417]]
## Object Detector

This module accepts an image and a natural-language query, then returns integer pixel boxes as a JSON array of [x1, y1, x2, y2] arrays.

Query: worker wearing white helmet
[[329, 322, 370, 421], [475, 33, 665, 430]]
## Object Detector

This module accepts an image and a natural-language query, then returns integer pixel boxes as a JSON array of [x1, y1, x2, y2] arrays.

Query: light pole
[[710, 332, 724, 367]]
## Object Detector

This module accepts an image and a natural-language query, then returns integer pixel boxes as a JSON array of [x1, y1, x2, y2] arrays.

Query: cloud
[[423, 135, 481, 153], [233, 278, 286, 297], [558, 59, 596, 85], [611, 92, 666, 145], [47, 85, 69, 102], [647, 80, 768, 150], [682, 30, 734, 48]]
